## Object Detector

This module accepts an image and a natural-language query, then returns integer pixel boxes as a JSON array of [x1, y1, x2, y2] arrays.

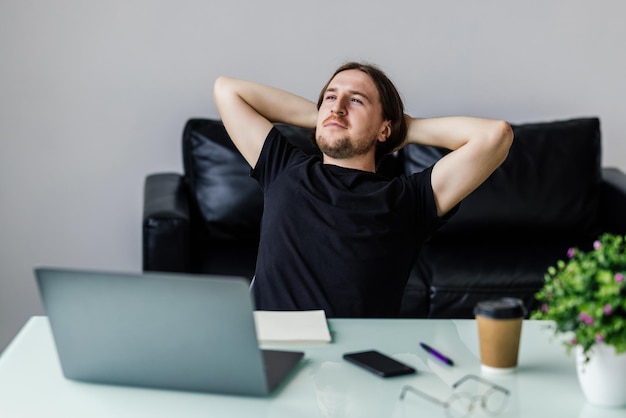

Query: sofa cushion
[[403, 117, 602, 243], [183, 119, 261, 240], [182, 119, 315, 240], [418, 242, 567, 318]]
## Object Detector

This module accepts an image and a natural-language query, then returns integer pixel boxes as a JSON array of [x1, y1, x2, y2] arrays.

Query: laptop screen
[[35, 268, 303, 396]]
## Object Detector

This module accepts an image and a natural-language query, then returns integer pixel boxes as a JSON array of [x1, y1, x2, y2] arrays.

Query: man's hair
[[314, 62, 407, 164]]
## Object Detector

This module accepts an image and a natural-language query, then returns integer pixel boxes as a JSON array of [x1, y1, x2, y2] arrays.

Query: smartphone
[[343, 350, 416, 378]]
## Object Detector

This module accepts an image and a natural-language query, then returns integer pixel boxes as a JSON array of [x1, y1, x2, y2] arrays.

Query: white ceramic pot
[[576, 343, 626, 408]]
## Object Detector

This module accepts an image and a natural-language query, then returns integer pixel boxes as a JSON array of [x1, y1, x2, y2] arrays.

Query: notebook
[[253, 310, 332, 344], [34, 267, 304, 396]]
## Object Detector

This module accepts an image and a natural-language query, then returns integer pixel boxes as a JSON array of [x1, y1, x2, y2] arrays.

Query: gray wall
[[1, 0, 625, 351]]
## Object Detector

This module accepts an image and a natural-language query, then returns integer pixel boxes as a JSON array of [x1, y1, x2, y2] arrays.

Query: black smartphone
[[343, 350, 416, 378]]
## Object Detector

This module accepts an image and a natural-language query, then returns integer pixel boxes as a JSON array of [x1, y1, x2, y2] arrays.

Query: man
[[214, 62, 513, 317]]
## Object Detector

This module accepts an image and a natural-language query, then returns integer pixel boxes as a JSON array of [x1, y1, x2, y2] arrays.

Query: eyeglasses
[[399, 374, 510, 418]]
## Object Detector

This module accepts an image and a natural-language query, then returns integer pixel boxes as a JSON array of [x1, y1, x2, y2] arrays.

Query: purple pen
[[419, 342, 454, 366]]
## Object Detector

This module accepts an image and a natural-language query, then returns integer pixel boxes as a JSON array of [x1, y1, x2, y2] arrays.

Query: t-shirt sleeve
[[251, 127, 307, 190], [410, 165, 460, 239]]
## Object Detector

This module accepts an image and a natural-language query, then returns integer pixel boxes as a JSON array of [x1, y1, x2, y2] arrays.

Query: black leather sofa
[[143, 117, 626, 318]]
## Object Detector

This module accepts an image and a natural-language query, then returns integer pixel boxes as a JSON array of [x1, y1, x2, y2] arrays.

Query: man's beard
[[316, 134, 377, 159]]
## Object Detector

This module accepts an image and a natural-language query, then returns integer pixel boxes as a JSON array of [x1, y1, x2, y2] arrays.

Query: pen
[[419, 342, 454, 366]]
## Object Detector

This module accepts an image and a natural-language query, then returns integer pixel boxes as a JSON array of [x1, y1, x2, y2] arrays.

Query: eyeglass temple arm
[[400, 385, 448, 406], [452, 374, 510, 395]]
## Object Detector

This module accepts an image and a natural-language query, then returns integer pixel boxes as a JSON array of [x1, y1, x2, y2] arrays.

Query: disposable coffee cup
[[474, 298, 526, 374]]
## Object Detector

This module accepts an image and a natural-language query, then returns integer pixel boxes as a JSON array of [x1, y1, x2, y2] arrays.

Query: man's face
[[316, 69, 389, 160]]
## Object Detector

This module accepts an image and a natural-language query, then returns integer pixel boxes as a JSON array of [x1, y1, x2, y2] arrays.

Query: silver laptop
[[35, 267, 304, 396]]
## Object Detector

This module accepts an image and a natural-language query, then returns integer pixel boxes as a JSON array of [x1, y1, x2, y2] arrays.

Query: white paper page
[[253, 310, 332, 343]]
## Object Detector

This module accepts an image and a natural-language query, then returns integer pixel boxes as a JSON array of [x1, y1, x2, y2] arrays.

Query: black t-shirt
[[251, 127, 454, 317]]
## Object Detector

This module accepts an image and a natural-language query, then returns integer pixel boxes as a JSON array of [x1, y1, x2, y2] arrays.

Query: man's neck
[[322, 154, 376, 172]]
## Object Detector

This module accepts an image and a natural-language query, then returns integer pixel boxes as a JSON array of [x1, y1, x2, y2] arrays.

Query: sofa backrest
[[403, 117, 603, 244], [183, 117, 603, 245]]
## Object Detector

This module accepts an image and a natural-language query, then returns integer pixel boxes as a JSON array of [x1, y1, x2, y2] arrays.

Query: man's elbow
[[214, 76, 244, 106], [213, 76, 231, 102], [490, 120, 514, 164]]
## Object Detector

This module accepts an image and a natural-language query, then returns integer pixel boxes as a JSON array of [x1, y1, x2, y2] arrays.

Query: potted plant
[[531, 232, 626, 407]]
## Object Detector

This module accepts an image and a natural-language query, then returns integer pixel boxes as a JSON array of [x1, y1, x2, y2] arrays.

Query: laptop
[[34, 267, 304, 396]]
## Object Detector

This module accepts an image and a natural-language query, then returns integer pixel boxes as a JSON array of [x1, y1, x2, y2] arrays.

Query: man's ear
[[378, 121, 391, 143]]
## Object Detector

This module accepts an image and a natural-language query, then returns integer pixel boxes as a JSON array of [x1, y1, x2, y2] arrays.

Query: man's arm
[[213, 76, 318, 168], [404, 116, 514, 217]]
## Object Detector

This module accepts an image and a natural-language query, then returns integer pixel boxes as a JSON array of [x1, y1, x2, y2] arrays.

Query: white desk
[[0, 316, 623, 418]]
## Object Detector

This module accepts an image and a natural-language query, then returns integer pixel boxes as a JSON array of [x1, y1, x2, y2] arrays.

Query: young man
[[213, 62, 513, 317]]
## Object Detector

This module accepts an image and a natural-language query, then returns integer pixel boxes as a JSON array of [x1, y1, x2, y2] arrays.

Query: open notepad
[[253, 310, 332, 344]]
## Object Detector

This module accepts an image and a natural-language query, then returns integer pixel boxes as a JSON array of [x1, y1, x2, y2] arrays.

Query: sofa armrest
[[601, 167, 626, 234], [142, 173, 190, 272]]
